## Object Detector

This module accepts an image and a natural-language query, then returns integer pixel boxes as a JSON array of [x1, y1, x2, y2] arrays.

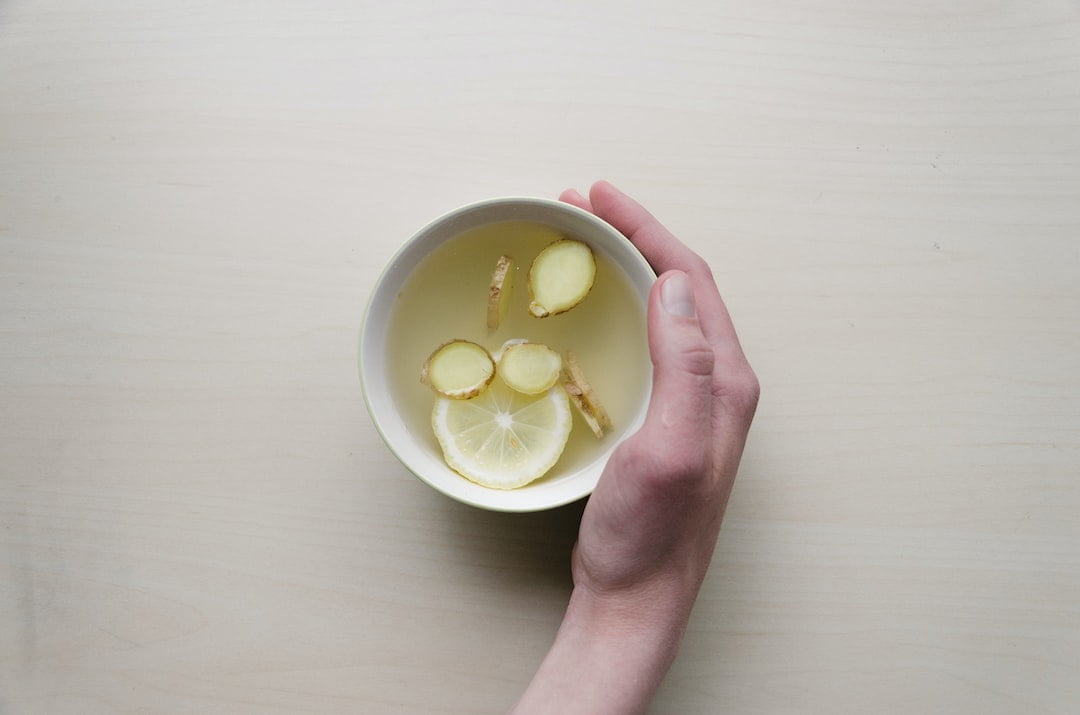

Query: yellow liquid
[[387, 221, 650, 485]]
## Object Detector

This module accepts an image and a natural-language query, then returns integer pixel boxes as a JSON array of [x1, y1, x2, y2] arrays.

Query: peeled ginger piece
[[528, 239, 596, 317], [486, 255, 514, 331], [499, 343, 562, 395], [421, 340, 495, 399]]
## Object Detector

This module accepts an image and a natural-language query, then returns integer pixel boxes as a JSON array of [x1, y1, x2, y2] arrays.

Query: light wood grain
[[2, 1, 1078, 712]]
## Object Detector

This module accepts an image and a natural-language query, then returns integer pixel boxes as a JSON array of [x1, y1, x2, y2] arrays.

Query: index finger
[[586, 181, 748, 365]]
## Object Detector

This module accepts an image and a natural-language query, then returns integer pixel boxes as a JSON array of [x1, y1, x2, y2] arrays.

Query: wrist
[[510, 584, 692, 715], [564, 580, 690, 663]]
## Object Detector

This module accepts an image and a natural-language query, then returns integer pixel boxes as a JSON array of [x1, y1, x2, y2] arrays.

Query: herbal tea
[[387, 220, 650, 487]]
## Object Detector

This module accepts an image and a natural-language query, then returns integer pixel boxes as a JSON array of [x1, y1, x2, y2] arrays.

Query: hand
[[511, 181, 759, 714]]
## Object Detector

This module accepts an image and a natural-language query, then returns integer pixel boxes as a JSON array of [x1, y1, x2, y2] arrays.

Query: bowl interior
[[360, 197, 654, 512]]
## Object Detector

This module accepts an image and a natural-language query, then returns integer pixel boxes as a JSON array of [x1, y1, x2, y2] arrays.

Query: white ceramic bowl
[[360, 197, 655, 512]]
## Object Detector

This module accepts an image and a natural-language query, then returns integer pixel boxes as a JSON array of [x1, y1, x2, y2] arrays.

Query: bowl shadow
[[436, 495, 587, 598]]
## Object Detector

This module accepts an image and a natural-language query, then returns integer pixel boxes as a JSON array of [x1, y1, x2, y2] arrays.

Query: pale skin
[[510, 181, 760, 714]]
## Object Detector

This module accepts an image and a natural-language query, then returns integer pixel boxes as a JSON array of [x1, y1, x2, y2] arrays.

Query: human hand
[[511, 181, 759, 714], [565, 180, 759, 621]]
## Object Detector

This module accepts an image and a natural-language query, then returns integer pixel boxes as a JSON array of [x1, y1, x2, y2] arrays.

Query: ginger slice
[[499, 343, 562, 395], [562, 351, 613, 438], [492, 337, 529, 363], [527, 239, 596, 318], [486, 255, 514, 331], [421, 340, 495, 400]]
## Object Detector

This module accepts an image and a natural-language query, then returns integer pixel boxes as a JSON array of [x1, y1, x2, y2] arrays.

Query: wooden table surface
[[2, 1, 1078, 712]]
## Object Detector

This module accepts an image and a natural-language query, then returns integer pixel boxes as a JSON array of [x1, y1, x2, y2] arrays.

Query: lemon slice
[[431, 379, 572, 489]]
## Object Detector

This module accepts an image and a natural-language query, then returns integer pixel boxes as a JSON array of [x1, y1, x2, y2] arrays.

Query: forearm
[[510, 585, 691, 715]]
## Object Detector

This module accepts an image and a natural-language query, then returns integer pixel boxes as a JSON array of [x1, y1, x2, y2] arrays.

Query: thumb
[[640, 271, 715, 448]]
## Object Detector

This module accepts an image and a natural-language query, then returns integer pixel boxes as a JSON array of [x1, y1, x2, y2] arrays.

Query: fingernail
[[661, 271, 696, 318]]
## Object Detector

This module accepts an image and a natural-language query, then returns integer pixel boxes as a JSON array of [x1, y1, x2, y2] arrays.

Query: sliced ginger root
[[421, 340, 495, 399], [563, 351, 613, 438], [528, 239, 596, 318], [499, 343, 562, 395], [486, 255, 514, 331], [492, 337, 529, 363]]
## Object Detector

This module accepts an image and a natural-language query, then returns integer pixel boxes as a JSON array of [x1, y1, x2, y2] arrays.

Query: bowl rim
[[359, 195, 655, 512]]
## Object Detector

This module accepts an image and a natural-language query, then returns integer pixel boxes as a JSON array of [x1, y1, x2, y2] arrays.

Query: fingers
[[559, 188, 592, 212], [588, 180, 698, 276], [586, 181, 748, 366]]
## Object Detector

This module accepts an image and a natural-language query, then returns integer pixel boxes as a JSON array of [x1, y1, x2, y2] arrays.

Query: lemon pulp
[[431, 379, 572, 489]]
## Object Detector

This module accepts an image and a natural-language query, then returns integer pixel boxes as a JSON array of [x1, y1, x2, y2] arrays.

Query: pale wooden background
[[2, 1, 1078, 713]]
